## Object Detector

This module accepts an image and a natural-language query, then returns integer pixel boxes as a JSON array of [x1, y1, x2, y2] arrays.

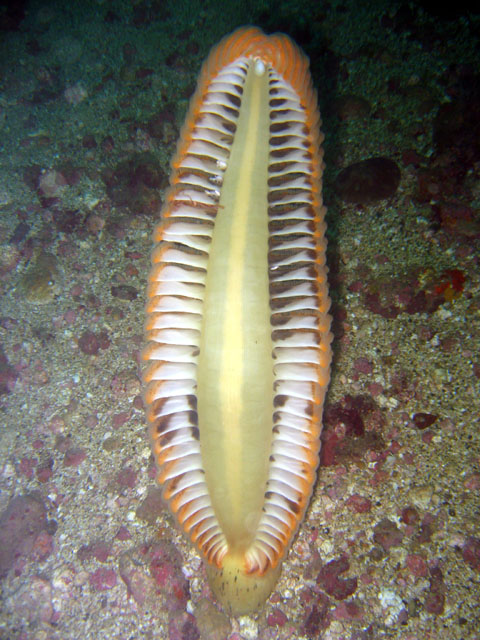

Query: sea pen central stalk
[[196, 63, 273, 553]]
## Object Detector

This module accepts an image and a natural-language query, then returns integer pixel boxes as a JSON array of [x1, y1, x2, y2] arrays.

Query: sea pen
[[142, 26, 332, 614]]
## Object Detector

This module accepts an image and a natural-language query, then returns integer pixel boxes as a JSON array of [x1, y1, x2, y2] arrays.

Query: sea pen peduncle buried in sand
[[142, 26, 332, 615]]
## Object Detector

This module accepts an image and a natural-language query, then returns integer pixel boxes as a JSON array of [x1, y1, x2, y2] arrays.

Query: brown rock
[[335, 157, 401, 204]]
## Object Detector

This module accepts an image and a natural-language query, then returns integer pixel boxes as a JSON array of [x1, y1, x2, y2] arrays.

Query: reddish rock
[[78, 330, 100, 355], [369, 469, 389, 487], [150, 545, 189, 609], [36, 459, 54, 482], [116, 465, 137, 489], [425, 590, 445, 615], [317, 556, 357, 600], [348, 280, 364, 293], [115, 525, 132, 541], [413, 413, 438, 430], [55, 434, 73, 453], [136, 486, 165, 525], [0, 494, 49, 579], [96, 330, 111, 350], [425, 567, 445, 614], [19, 456, 37, 479], [322, 395, 383, 466], [133, 394, 144, 410], [111, 284, 138, 300], [31, 530, 54, 562], [346, 494, 372, 513], [119, 541, 189, 612], [267, 608, 288, 626], [119, 555, 150, 607], [78, 540, 112, 563], [168, 611, 200, 640], [400, 506, 420, 525], [373, 518, 404, 551], [363, 267, 448, 318], [367, 382, 384, 397], [335, 157, 401, 204], [112, 411, 130, 429], [320, 429, 342, 466], [63, 447, 87, 467], [405, 553, 428, 577], [353, 357, 373, 374], [462, 537, 480, 571], [421, 430, 434, 444], [125, 263, 139, 278], [416, 522, 433, 544], [389, 439, 402, 454], [88, 567, 117, 591], [77, 330, 110, 355], [69, 284, 83, 298], [364, 291, 400, 319], [333, 600, 364, 620], [302, 593, 331, 636]]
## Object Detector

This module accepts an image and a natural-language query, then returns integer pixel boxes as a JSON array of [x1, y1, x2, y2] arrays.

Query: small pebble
[[78, 331, 100, 355], [413, 412, 438, 430], [63, 447, 87, 467], [462, 537, 480, 572], [88, 568, 117, 591], [317, 556, 357, 600], [345, 493, 372, 513], [267, 607, 288, 627], [373, 518, 404, 551], [405, 554, 428, 577]]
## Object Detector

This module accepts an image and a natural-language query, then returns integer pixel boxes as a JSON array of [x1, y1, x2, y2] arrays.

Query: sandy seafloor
[[0, 0, 479, 638]]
